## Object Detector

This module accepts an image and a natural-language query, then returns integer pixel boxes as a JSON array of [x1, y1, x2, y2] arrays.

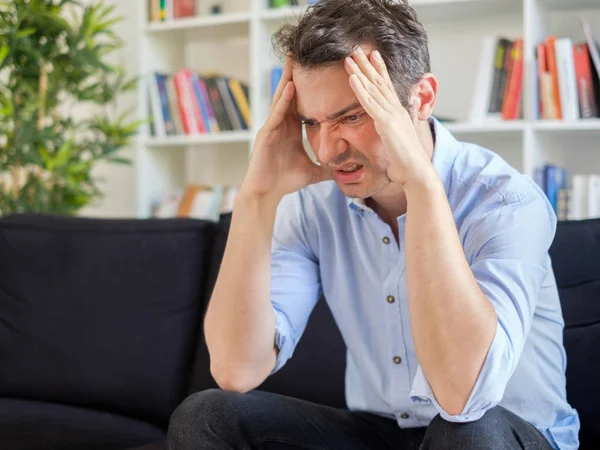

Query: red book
[[183, 69, 206, 133], [573, 43, 598, 118], [173, 71, 195, 134], [174, 0, 195, 18], [537, 43, 547, 118], [502, 39, 524, 120], [545, 35, 563, 119]]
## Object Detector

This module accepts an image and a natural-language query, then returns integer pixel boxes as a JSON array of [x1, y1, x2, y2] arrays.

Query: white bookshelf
[[135, 0, 600, 218]]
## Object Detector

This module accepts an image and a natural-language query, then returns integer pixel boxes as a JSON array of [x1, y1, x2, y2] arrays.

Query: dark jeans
[[167, 389, 554, 450]]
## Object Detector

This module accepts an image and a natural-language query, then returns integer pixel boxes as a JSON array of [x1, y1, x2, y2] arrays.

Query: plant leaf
[[0, 44, 9, 65]]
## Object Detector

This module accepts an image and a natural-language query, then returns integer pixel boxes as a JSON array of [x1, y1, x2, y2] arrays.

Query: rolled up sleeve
[[270, 191, 322, 374], [410, 190, 557, 422]]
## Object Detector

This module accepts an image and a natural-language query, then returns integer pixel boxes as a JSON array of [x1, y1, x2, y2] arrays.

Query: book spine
[[574, 43, 596, 118], [173, 72, 194, 134], [174, 0, 195, 18], [228, 79, 252, 128], [156, 74, 175, 135], [198, 76, 220, 132], [184, 69, 206, 133], [545, 35, 563, 119], [536, 43, 547, 118], [148, 73, 166, 137], [205, 76, 233, 131], [191, 74, 212, 133], [166, 75, 184, 134], [502, 39, 523, 120], [217, 77, 243, 130]]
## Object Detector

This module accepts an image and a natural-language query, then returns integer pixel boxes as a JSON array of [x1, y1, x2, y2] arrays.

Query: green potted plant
[[0, 0, 142, 215]]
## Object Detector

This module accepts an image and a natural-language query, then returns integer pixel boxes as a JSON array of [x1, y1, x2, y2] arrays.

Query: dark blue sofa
[[0, 213, 597, 449]]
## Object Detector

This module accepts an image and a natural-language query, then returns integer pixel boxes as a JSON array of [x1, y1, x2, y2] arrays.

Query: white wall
[[80, 0, 139, 217]]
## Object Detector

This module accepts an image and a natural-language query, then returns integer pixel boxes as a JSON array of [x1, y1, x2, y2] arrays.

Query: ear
[[409, 73, 438, 121]]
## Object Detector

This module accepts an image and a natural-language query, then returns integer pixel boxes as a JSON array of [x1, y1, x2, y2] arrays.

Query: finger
[[349, 73, 387, 123], [348, 46, 392, 98], [270, 53, 293, 111], [347, 61, 391, 113], [265, 81, 294, 131], [370, 50, 395, 94]]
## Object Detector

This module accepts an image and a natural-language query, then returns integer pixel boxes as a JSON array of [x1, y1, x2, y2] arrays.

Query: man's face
[[293, 60, 391, 200]]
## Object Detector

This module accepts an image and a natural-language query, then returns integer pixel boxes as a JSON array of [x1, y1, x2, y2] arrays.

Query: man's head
[[272, 0, 436, 200]]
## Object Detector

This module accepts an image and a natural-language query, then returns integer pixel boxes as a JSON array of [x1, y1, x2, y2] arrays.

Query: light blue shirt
[[269, 118, 580, 450]]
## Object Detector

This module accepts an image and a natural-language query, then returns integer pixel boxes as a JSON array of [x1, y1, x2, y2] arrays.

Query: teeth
[[341, 164, 359, 172]]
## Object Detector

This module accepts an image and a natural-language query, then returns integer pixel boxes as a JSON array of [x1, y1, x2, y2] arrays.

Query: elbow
[[210, 362, 266, 394]]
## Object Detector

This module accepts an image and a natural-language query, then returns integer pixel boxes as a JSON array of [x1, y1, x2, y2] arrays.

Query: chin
[[337, 183, 375, 200], [337, 176, 388, 200]]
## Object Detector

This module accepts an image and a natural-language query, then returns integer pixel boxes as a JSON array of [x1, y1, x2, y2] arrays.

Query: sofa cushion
[[0, 214, 215, 426], [549, 218, 600, 442], [0, 397, 164, 450], [188, 213, 347, 409]]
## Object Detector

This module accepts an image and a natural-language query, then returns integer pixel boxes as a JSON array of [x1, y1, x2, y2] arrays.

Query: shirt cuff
[[271, 307, 295, 374], [409, 322, 506, 423]]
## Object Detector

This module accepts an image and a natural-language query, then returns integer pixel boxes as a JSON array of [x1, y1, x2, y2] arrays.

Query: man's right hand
[[240, 55, 331, 200]]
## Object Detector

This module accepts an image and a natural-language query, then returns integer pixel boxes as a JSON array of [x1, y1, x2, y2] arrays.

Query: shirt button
[[386, 295, 395, 303], [382, 236, 391, 244], [400, 413, 410, 419], [393, 356, 402, 364]]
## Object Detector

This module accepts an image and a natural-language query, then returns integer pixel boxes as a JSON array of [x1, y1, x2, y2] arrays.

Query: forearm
[[204, 190, 281, 392], [404, 175, 497, 415]]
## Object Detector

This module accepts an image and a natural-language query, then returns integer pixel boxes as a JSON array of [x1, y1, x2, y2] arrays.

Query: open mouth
[[334, 164, 365, 183], [338, 164, 363, 173]]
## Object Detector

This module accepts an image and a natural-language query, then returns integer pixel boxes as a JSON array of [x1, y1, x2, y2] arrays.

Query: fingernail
[[374, 50, 383, 62], [346, 56, 356, 66]]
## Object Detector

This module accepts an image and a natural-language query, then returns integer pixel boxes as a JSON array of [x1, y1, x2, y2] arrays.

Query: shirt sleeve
[[270, 191, 322, 374], [410, 190, 557, 422]]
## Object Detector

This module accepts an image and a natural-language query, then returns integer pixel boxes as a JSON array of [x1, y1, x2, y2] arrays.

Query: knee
[[167, 389, 245, 449], [422, 407, 506, 450]]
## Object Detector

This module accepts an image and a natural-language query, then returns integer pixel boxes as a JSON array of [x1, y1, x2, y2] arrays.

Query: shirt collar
[[345, 116, 460, 210]]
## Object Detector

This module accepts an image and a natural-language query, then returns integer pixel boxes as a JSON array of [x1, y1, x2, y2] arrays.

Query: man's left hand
[[344, 46, 433, 188]]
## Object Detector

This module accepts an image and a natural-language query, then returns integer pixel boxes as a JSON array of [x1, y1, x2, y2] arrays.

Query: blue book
[[270, 66, 283, 100], [156, 73, 174, 135], [191, 75, 212, 133]]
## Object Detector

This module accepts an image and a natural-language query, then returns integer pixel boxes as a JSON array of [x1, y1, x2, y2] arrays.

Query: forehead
[[293, 62, 358, 119]]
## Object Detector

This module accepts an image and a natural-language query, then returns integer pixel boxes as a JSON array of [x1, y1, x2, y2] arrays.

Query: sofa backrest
[[549, 218, 600, 443], [0, 214, 215, 428]]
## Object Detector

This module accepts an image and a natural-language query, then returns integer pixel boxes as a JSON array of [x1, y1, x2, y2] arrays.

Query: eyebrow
[[297, 102, 363, 123]]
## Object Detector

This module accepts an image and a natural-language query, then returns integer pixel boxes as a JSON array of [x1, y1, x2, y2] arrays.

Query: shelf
[[539, 0, 600, 11], [444, 121, 525, 133], [531, 120, 600, 132], [259, 0, 518, 24], [260, 6, 305, 22], [143, 132, 253, 147], [407, 0, 520, 23], [144, 12, 251, 33]]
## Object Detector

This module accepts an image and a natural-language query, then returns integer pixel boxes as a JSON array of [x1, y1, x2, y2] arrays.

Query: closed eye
[[341, 112, 367, 124]]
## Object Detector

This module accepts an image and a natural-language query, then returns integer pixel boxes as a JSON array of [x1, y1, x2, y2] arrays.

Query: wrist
[[402, 168, 444, 199], [234, 186, 283, 214]]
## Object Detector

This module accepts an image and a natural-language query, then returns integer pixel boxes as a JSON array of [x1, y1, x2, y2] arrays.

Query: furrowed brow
[[297, 102, 363, 123]]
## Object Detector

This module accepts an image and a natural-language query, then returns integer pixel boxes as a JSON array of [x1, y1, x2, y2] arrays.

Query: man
[[167, 0, 580, 448]]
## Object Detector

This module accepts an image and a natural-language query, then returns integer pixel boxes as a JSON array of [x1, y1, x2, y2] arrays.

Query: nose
[[315, 123, 349, 166]]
